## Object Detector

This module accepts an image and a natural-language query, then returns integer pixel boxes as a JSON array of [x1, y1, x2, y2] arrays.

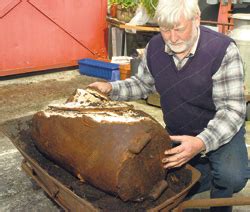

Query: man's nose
[[169, 30, 178, 43]]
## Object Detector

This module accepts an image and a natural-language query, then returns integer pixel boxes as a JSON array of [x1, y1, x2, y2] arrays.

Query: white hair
[[154, 0, 201, 28]]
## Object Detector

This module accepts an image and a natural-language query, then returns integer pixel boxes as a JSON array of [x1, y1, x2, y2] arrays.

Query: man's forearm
[[109, 76, 155, 101]]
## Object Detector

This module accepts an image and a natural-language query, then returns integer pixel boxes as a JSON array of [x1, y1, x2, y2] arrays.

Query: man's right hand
[[88, 82, 112, 94]]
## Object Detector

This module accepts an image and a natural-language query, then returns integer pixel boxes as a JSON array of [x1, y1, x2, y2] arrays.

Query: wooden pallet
[[21, 158, 96, 211], [2, 116, 250, 211], [0, 115, 200, 211], [20, 156, 200, 212]]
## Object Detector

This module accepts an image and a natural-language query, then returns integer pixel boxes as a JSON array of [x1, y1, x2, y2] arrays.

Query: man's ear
[[194, 14, 200, 27]]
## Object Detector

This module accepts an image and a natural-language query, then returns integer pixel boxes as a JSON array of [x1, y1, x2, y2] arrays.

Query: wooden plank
[[246, 94, 250, 102], [106, 17, 233, 33], [246, 121, 250, 144], [119, 24, 160, 32], [21, 158, 98, 212], [175, 196, 250, 211]]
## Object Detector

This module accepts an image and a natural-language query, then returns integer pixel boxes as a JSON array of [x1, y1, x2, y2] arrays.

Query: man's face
[[160, 15, 200, 54]]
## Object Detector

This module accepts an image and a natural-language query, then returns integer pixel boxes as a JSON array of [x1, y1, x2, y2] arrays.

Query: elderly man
[[89, 0, 248, 211]]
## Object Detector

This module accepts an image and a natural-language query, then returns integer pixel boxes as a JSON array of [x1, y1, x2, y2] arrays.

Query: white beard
[[167, 42, 189, 53], [166, 26, 198, 54]]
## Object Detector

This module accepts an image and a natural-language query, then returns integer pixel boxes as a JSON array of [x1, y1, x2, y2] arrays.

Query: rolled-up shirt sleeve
[[197, 42, 246, 153]]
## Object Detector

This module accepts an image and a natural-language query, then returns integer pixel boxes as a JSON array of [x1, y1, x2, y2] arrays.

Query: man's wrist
[[196, 137, 206, 153]]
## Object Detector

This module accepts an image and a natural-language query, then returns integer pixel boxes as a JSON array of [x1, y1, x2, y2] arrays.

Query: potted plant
[[115, 0, 140, 22], [108, 0, 158, 23], [140, 0, 158, 18], [108, 0, 119, 18]]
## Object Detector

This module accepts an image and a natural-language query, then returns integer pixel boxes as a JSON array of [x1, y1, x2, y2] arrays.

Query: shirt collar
[[164, 27, 200, 57]]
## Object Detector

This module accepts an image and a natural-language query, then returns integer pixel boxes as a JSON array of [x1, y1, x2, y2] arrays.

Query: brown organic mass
[[31, 88, 190, 202]]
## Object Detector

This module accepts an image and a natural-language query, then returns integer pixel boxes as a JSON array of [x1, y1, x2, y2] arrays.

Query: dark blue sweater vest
[[147, 26, 233, 136]]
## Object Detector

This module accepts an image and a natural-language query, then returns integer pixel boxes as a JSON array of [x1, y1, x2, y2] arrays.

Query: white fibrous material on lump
[[45, 88, 151, 123]]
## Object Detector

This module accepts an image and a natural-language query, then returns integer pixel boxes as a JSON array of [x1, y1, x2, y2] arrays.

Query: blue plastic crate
[[78, 58, 120, 81]]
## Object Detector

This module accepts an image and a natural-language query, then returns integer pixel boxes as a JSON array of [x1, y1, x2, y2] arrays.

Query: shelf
[[106, 16, 233, 34], [106, 17, 160, 32]]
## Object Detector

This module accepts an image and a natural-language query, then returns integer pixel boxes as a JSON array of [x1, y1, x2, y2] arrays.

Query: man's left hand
[[162, 135, 206, 169]]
